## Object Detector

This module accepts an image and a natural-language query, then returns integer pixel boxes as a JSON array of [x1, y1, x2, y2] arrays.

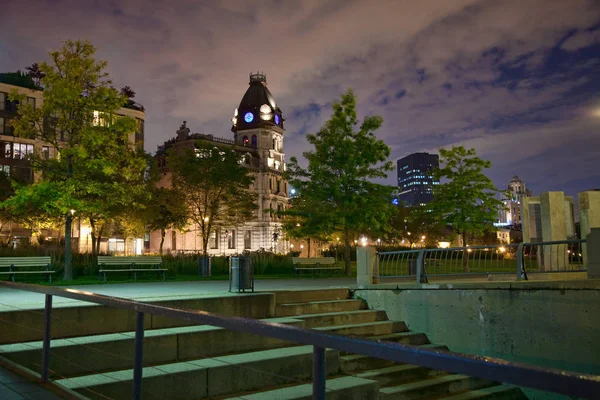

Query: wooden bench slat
[[0, 271, 55, 275], [99, 269, 167, 272], [0, 257, 54, 282], [97, 256, 165, 282]]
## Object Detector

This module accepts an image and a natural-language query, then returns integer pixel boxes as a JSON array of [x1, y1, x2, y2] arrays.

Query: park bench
[[97, 256, 166, 282], [292, 257, 342, 275], [0, 257, 54, 282]]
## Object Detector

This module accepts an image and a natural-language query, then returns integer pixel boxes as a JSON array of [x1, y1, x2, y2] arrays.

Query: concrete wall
[[0, 293, 275, 344], [355, 280, 600, 399]]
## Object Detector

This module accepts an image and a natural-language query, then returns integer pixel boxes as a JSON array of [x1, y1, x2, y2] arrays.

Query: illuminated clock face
[[274, 114, 280, 125], [244, 112, 254, 123]]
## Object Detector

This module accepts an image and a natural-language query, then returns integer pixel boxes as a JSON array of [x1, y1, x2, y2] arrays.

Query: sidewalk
[[0, 278, 355, 311], [0, 366, 63, 400]]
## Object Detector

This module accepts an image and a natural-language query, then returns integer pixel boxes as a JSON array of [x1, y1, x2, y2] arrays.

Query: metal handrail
[[377, 239, 586, 282], [1, 281, 599, 399]]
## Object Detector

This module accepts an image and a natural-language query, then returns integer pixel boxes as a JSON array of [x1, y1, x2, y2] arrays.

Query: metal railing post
[[41, 294, 52, 382], [133, 312, 145, 400], [416, 249, 426, 283], [313, 346, 325, 400]]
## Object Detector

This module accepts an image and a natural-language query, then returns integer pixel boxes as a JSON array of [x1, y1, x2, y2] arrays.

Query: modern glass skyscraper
[[396, 152, 439, 206]]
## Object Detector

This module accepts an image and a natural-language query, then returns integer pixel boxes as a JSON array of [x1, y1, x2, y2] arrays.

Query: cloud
[[562, 29, 600, 51], [1, 0, 599, 196]]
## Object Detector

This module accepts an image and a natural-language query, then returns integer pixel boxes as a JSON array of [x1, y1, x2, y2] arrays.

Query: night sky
[[1, 0, 599, 196]]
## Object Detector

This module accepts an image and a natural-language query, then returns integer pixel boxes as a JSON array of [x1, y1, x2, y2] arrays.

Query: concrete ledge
[[56, 346, 340, 400], [0, 311, 388, 377], [226, 376, 380, 400], [0, 292, 275, 344]]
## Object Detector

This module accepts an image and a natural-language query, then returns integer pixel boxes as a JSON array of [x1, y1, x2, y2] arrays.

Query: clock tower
[[231, 73, 288, 252]]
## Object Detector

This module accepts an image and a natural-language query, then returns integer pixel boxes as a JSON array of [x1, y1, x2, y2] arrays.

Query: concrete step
[[380, 374, 495, 399], [317, 320, 408, 336], [370, 332, 430, 346], [440, 385, 527, 400], [294, 309, 388, 328], [55, 346, 341, 400], [223, 376, 380, 400], [357, 364, 445, 387], [276, 299, 366, 317], [0, 312, 392, 378], [273, 288, 349, 305], [340, 344, 448, 373], [0, 293, 276, 344]]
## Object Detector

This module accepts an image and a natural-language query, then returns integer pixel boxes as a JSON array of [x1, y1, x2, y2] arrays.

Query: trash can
[[198, 256, 211, 277], [229, 256, 254, 292]]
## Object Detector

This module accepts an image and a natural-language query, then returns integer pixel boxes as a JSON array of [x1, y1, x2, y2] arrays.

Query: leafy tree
[[167, 142, 257, 256], [386, 204, 444, 247], [282, 195, 333, 257], [6, 40, 147, 279], [25, 63, 45, 87], [430, 146, 504, 270], [144, 187, 189, 254], [120, 86, 136, 100], [286, 89, 395, 275]]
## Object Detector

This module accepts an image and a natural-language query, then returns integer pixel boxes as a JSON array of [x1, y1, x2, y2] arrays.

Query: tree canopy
[[167, 141, 257, 255], [430, 146, 504, 250], [3, 40, 149, 279], [285, 89, 395, 275]]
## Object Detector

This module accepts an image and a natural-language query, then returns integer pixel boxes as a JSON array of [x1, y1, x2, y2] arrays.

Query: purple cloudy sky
[[1, 0, 599, 196]]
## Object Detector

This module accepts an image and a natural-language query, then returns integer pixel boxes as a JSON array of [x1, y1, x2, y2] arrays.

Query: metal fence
[[0, 281, 599, 399], [377, 239, 586, 282]]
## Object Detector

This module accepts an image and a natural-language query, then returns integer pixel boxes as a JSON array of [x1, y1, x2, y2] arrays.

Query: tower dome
[[231, 73, 284, 132]]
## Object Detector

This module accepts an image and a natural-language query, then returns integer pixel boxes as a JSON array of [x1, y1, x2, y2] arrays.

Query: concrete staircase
[[0, 288, 527, 399]]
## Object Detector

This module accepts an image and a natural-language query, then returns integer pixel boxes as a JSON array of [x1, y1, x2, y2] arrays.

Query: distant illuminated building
[[396, 152, 439, 206], [497, 175, 532, 226]]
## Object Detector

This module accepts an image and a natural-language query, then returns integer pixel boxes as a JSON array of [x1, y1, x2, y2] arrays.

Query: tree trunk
[[90, 218, 97, 255], [63, 155, 73, 281], [344, 225, 351, 276], [462, 230, 469, 272], [160, 229, 165, 255], [95, 226, 103, 255], [64, 213, 73, 280], [307, 238, 311, 258]]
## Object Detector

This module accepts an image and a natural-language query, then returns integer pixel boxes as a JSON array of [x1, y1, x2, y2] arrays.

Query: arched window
[[251, 135, 257, 148], [242, 136, 248, 146]]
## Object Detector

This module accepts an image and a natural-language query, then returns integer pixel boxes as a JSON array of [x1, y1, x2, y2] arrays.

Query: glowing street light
[[300, 244, 304, 249], [499, 246, 506, 253], [290, 244, 294, 249], [421, 235, 426, 241]]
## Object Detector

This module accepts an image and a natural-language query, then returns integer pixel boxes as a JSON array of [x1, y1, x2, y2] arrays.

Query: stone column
[[579, 191, 600, 267], [540, 192, 568, 271], [357, 246, 378, 286], [587, 228, 600, 279]]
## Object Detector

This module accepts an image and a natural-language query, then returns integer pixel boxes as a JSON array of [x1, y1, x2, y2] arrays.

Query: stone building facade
[[150, 73, 290, 255]]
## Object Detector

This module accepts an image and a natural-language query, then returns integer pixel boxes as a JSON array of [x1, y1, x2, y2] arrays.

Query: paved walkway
[[0, 278, 355, 311], [0, 366, 63, 400]]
